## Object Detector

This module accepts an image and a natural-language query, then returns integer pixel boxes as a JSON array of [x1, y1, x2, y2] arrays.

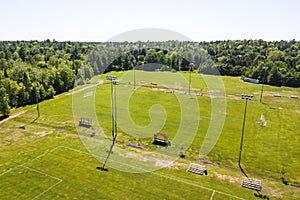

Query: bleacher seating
[[241, 177, 262, 191], [79, 117, 92, 128], [187, 163, 207, 175]]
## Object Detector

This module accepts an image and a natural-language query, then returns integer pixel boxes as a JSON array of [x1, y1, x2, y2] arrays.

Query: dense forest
[[0, 39, 300, 115]]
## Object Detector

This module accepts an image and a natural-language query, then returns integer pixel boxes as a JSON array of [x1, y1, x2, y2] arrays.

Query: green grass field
[[1, 71, 300, 199]]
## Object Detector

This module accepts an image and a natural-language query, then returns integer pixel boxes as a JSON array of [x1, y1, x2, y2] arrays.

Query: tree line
[[0, 39, 300, 115], [0, 40, 95, 115]]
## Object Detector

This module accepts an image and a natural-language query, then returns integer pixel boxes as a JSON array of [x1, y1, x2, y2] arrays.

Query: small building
[[243, 77, 259, 84]]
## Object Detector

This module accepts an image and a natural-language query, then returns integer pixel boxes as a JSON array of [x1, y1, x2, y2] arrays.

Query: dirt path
[[67, 79, 104, 95], [1, 79, 105, 124], [0, 111, 26, 124]]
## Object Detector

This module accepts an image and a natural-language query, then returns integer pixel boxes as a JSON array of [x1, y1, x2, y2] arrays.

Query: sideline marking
[[0, 146, 63, 200], [210, 190, 215, 200], [1, 145, 245, 200], [21, 166, 63, 200], [61, 146, 245, 200]]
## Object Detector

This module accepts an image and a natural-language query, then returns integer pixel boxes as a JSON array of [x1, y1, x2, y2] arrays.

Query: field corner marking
[[210, 190, 215, 200]]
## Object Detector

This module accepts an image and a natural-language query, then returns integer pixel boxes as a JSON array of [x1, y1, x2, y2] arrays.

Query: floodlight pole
[[133, 57, 136, 90], [260, 66, 268, 103], [113, 80, 118, 140], [33, 71, 40, 119], [188, 63, 194, 95], [111, 79, 115, 139], [101, 75, 118, 170], [238, 94, 253, 177]]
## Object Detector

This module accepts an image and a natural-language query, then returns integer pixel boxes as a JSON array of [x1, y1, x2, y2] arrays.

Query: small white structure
[[260, 114, 267, 127], [273, 94, 281, 97], [291, 95, 298, 99]]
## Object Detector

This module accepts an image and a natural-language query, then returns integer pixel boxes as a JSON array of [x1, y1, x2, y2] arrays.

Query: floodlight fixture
[[106, 75, 116, 81], [241, 94, 253, 100], [112, 80, 119, 85]]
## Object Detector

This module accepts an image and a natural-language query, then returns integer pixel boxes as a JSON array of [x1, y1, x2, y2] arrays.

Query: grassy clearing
[[0, 71, 299, 199]]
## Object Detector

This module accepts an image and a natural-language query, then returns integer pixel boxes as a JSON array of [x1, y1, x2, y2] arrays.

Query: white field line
[[210, 190, 215, 200], [21, 166, 63, 200], [21, 165, 62, 182], [1, 145, 245, 200], [67, 79, 104, 96], [23, 146, 65, 199], [21, 146, 63, 166], [153, 172, 245, 200], [0, 165, 17, 177], [213, 189, 245, 200], [153, 171, 214, 192], [58, 146, 245, 200], [0, 165, 63, 200], [32, 179, 62, 200], [0, 146, 62, 177], [0, 146, 64, 200], [68, 84, 97, 95]]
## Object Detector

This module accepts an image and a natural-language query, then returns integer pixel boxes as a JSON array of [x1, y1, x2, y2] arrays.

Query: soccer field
[[1, 71, 300, 199]]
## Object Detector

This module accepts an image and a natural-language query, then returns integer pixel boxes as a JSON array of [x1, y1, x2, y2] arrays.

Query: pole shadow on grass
[[19, 116, 40, 129], [239, 165, 248, 178], [96, 166, 108, 172]]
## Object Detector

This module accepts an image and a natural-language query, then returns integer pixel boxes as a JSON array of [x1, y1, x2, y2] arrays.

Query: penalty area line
[[0, 146, 65, 200], [20, 166, 63, 200], [13, 145, 245, 200], [58, 146, 246, 200], [31, 180, 62, 200], [210, 190, 215, 200], [152, 172, 245, 200], [0, 146, 63, 177]]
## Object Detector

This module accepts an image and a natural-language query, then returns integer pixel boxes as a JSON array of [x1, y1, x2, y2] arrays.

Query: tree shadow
[[0, 115, 9, 121], [254, 192, 269, 199]]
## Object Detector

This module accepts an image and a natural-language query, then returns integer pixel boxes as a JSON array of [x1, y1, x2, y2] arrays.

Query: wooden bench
[[188, 163, 207, 175], [241, 177, 262, 191]]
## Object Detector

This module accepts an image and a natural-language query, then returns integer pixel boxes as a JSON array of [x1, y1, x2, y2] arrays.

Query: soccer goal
[[260, 114, 267, 127]]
